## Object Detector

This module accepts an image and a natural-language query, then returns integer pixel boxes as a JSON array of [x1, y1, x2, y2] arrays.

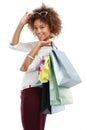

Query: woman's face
[[33, 19, 51, 41]]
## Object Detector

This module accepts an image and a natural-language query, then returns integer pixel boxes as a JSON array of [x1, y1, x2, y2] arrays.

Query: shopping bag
[[49, 56, 73, 106], [41, 82, 51, 114], [50, 46, 82, 88], [49, 58, 61, 105], [38, 56, 50, 83], [38, 56, 63, 106], [41, 82, 65, 114]]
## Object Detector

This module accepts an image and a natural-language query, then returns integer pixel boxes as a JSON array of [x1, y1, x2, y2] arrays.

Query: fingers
[[25, 11, 28, 14], [46, 40, 52, 46], [39, 39, 53, 47], [25, 11, 33, 17]]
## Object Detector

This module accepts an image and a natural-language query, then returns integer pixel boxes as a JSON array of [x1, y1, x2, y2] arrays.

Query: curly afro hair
[[28, 3, 62, 37]]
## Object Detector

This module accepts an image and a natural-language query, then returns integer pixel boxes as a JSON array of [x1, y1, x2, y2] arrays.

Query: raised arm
[[20, 40, 52, 72], [10, 12, 32, 45]]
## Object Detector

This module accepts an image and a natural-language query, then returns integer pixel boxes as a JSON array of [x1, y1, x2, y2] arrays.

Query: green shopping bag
[[49, 55, 73, 105]]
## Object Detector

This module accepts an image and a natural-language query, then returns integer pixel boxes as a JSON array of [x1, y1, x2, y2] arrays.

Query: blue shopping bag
[[50, 46, 82, 88]]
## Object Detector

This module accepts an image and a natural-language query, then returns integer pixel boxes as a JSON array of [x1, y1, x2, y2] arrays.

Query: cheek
[[46, 30, 51, 36], [46, 27, 51, 34]]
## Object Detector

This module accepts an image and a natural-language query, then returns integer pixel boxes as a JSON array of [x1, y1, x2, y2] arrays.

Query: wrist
[[27, 54, 34, 60], [38, 41, 43, 48], [19, 21, 25, 27]]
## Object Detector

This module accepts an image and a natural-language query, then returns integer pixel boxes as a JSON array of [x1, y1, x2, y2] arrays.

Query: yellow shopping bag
[[38, 55, 50, 83]]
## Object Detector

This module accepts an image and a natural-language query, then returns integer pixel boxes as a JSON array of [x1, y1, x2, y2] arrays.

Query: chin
[[39, 38, 48, 41]]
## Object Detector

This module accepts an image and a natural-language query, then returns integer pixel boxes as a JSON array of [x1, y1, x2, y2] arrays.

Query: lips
[[37, 34, 44, 40]]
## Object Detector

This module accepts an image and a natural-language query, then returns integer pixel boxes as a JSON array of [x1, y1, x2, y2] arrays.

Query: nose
[[36, 28, 41, 34]]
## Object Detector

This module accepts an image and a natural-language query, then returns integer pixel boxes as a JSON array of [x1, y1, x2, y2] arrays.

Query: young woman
[[9, 3, 61, 130]]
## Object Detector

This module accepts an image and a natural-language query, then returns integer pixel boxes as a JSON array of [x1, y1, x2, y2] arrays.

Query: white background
[[0, 0, 87, 130]]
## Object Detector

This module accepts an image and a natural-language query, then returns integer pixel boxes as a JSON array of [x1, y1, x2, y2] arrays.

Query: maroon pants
[[21, 87, 47, 130]]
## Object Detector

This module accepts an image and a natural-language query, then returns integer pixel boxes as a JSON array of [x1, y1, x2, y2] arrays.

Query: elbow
[[20, 59, 31, 72], [20, 65, 27, 72], [10, 41, 18, 46]]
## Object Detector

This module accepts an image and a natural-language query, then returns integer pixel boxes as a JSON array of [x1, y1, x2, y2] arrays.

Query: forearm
[[10, 12, 32, 46], [20, 42, 41, 71], [10, 22, 24, 45], [20, 40, 52, 72]]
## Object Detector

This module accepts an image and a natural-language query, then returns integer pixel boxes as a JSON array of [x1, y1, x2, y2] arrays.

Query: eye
[[40, 26, 45, 29], [41, 26, 44, 29], [33, 27, 38, 30]]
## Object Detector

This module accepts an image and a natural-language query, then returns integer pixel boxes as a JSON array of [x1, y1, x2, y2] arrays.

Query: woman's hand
[[38, 39, 52, 47], [20, 12, 32, 26]]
